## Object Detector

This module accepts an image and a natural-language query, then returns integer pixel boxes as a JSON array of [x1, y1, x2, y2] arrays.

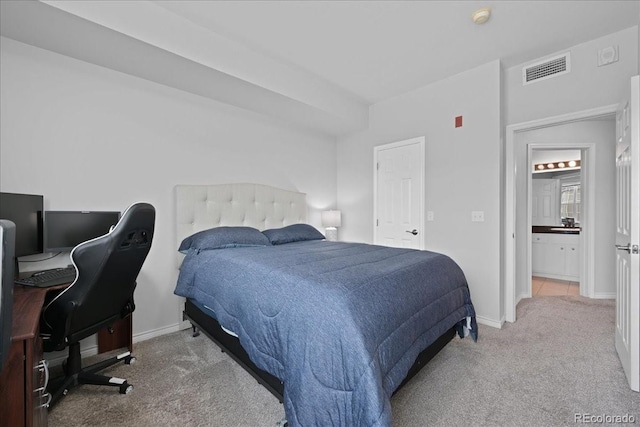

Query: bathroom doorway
[[514, 116, 617, 305], [504, 111, 617, 324], [530, 149, 582, 297]]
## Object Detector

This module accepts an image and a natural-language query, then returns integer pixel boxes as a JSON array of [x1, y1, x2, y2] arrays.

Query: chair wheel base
[[119, 383, 133, 394]]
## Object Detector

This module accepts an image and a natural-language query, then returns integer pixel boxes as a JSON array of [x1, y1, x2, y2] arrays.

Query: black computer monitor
[[0, 220, 16, 372], [44, 211, 121, 252], [0, 192, 44, 258]]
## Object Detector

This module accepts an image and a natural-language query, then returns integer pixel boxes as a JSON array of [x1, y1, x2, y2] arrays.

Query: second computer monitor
[[0, 192, 44, 258], [45, 211, 121, 252]]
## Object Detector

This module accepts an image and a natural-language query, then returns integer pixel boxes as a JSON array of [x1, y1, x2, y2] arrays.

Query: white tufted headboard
[[175, 183, 307, 264]]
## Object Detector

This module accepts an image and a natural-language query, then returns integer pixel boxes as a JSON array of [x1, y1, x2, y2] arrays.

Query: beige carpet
[[49, 296, 639, 426]]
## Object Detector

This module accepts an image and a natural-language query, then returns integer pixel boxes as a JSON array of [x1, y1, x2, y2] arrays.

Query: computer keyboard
[[15, 266, 77, 288]]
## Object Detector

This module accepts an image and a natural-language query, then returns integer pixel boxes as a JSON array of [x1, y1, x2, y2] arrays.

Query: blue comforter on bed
[[174, 240, 476, 427]]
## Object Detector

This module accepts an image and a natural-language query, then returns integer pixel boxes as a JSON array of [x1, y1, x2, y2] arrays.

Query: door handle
[[405, 229, 418, 236], [616, 243, 639, 254]]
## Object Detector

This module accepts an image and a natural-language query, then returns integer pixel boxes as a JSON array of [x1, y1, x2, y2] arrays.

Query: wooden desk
[[0, 286, 49, 427], [0, 284, 132, 427]]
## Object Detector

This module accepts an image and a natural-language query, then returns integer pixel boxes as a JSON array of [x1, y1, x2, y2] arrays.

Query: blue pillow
[[179, 226, 271, 253], [262, 224, 325, 245]]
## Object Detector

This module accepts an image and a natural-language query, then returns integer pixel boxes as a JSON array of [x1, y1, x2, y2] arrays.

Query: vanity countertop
[[532, 225, 581, 235]]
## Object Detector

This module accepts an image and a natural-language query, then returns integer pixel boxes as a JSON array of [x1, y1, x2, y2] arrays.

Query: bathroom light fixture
[[472, 7, 491, 24], [533, 160, 581, 172], [321, 210, 341, 242]]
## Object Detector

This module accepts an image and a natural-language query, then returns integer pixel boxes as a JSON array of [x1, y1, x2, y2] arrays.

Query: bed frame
[[183, 299, 455, 402], [175, 183, 455, 402]]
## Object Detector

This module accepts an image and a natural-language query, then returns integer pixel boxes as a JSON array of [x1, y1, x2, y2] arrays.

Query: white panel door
[[531, 179, 559, 225], [374, 137, 424, 249], [615, 75, 639, 392]]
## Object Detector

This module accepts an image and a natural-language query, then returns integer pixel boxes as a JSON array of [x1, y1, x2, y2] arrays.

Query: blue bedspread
[[174, 240, 476, 426]]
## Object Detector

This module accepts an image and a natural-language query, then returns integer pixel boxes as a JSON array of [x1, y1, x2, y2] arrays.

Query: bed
[[174, 183, 477, 427]]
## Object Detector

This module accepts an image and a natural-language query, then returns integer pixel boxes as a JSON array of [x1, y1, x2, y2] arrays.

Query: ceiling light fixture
[[472, 7, 491, 24]]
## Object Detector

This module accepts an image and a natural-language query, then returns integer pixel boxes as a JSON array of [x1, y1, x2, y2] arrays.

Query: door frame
[[504, 104, 617, 322], [526, 142, 595, 298], [373, 136, 425, 250]]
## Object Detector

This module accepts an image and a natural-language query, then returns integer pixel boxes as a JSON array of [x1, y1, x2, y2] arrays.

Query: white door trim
[[505, 104, 617, 323], [526, 142, 596, 299], [373, 136, 425, 250]]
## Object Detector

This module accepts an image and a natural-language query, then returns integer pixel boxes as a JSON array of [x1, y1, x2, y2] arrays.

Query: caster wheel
[[124, 356, 136, 365], [119, 383, 133, 394]]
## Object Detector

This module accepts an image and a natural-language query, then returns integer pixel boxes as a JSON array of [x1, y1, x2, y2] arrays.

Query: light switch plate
[[427, 211, 434, 221], [471, 211, 484, 222]]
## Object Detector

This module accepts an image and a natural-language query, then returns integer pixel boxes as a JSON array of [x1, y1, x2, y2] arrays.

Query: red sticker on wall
[[455, 116, 463, 128]]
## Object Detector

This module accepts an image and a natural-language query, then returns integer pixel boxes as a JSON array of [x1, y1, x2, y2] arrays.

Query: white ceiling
[[1, 1, 639, 135], [152, 0, 640, 103]]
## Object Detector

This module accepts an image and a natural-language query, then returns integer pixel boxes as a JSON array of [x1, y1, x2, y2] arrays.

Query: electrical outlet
[[471, 211, 484, 222], [427, 211, 434, 221]]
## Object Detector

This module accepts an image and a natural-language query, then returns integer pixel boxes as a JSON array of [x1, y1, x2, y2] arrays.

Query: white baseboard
[[133, 323, 181, 344], [476, 315, 504, 329], [592, 292, 616, 300], [47, 344, 100, 367], [532, 272, 579, 282], [515, 291, 530, 306], [178, 318, 192, 331], [45, 323, 181, 367]]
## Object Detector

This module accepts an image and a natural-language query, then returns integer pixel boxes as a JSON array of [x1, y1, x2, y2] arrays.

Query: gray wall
[[0, 37, 338, 340], [505, 25, 638, 307], [337, 61, 503, 326], [505, 26, 638, 126]]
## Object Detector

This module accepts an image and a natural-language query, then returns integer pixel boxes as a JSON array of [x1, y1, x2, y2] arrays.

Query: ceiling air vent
[[522, 52, 570, 85]]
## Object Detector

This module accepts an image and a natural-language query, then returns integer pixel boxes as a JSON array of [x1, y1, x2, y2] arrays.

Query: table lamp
[[321, 210, 341, 242]]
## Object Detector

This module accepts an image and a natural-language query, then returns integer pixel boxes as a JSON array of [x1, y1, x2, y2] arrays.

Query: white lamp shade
[[321, 210, 342, 228]]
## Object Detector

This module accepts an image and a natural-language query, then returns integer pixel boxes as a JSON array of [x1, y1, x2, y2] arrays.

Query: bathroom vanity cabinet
[[532, 232, 580, 281]]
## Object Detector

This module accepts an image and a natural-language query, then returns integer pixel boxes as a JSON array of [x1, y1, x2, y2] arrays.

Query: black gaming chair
[[40, 202, 155, 407]]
